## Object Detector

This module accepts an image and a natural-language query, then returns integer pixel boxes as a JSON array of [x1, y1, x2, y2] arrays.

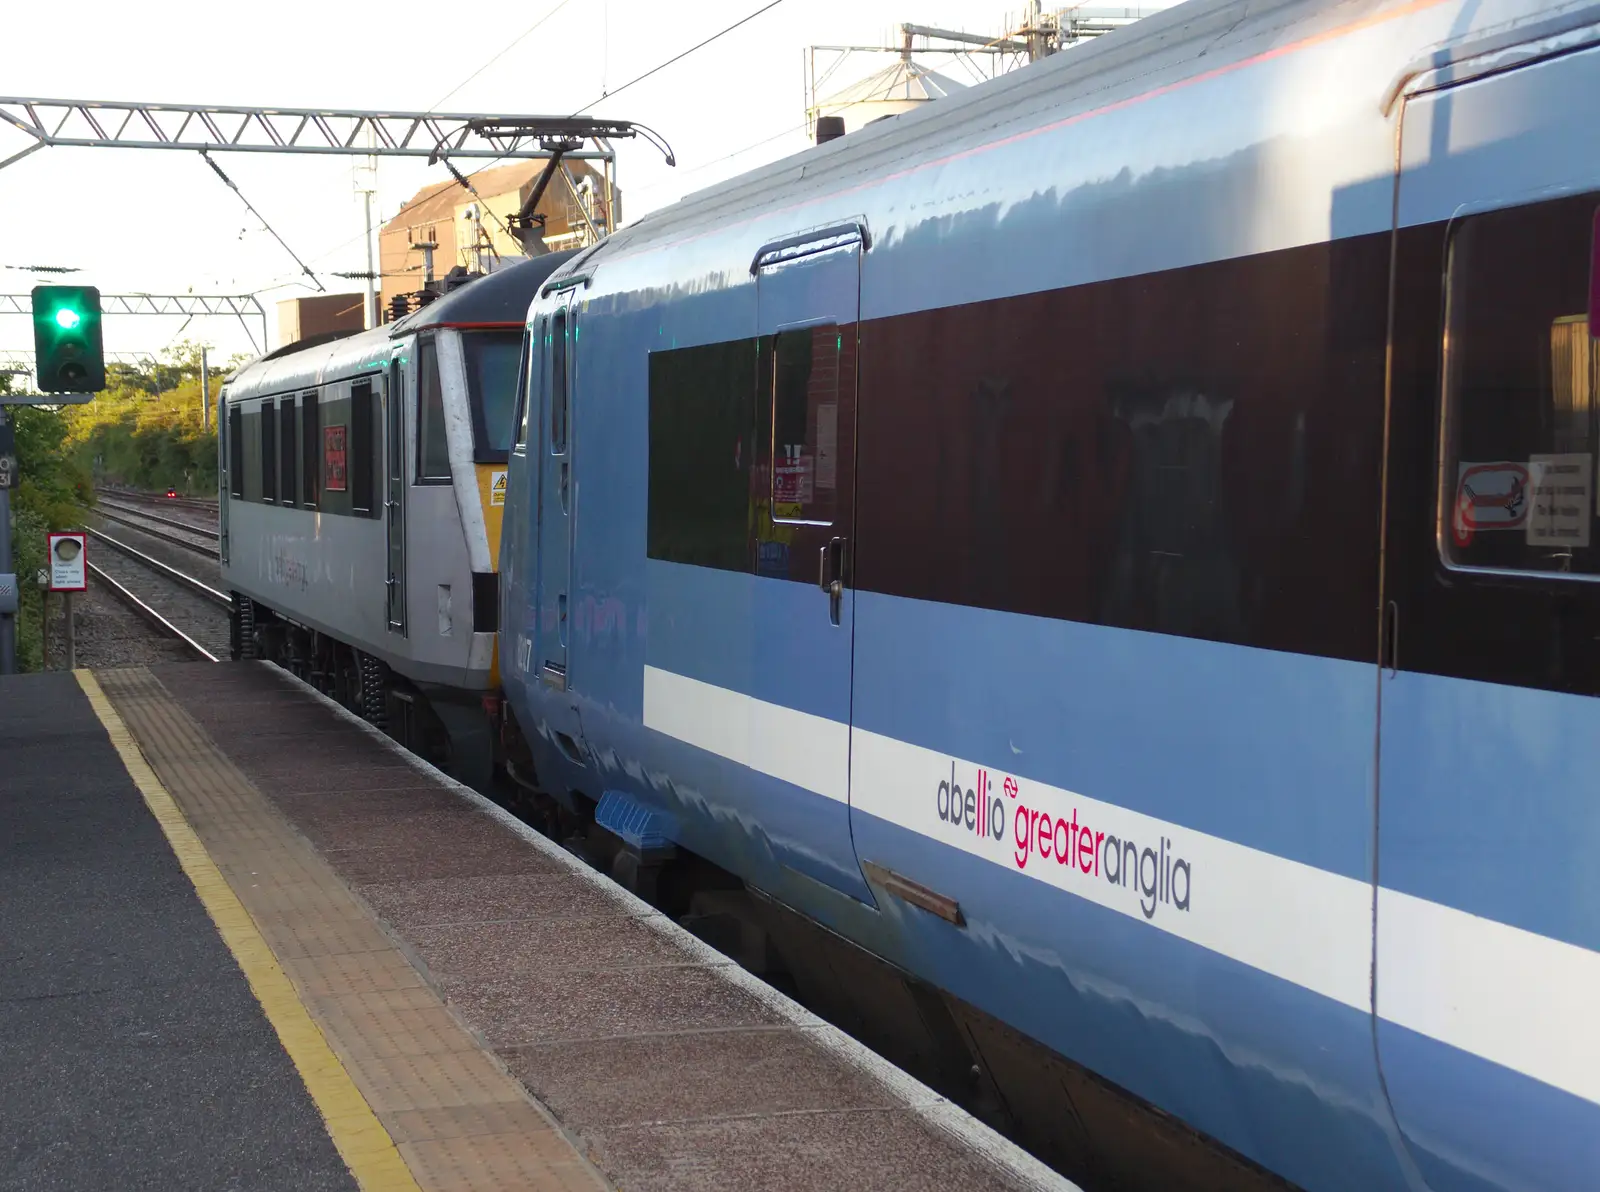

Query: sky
[[0, 0, 1094, 362]]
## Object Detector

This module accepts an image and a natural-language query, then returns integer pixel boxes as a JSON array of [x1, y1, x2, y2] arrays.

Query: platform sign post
[[48, 533, 86, 671]]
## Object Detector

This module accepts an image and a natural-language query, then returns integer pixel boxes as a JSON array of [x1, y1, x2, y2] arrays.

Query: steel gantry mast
[[0, 99, 674, 254], [0, 293, 269, 353], [0, 99, 641, 170]]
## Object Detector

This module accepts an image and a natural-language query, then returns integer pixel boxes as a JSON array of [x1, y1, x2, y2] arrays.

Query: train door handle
[[819, 537, 845, 625]]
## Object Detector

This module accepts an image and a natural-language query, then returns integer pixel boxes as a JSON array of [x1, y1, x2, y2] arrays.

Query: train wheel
[[355, 652, 388, 727], [233, 597, 258, 661]]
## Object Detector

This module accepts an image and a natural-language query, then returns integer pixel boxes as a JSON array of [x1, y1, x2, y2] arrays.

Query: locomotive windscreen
[[462, 329, 524, 462]]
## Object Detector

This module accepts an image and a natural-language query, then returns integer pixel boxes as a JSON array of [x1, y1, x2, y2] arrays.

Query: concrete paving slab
[[0, 672, 356, 1192]]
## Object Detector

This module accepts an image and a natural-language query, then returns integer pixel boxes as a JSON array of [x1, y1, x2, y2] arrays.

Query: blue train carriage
[[217, 252, 573, 784], [497, 0, 1600, 1189]]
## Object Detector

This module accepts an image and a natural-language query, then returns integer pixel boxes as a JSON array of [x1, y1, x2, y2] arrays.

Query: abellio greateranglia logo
[[936, 761, 1191, 921]]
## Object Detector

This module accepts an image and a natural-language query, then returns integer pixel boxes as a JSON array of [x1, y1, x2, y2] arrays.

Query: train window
[[278, 398, 297, 508], [769, 325, 839, 526], [646, 339, 756, 573], [301, 391, 320, 508], [417, 337, 450, 482], [260, 399, 277, 503], [228, 403, 244, 500], [461, 329, 523, 461], [515, 321, 540, 450], [551, 309, 569, 455], [351, 378, 376, 514], [1441, 194, 1600, 577]]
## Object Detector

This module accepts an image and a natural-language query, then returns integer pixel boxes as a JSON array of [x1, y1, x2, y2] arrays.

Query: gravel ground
[[98, 497, 218, 535], [80, 533, 232, 661], [89, 515, 224, 590], [95, 507, 219, 556], [42, 584, 199, 669]]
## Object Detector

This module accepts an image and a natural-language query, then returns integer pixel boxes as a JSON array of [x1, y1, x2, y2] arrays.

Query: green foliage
[[2, 340, 245, 671], [64, 341, 243, 497], [1, 373, 94, 672]]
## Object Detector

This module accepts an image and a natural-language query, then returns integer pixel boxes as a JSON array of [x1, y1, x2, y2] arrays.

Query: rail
[[97, 498, 220, 540], [86, 561, 219, 661], [93, 507, 217, 557], [85, 527, 229, 606]]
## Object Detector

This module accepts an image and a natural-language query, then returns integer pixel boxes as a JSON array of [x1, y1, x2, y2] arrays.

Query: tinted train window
[[516, 322, 541, 449], [260, 400, 277, 503], [228, 403, 243, 499], [417, 337, 450, 481], [352, 379, 376, 514], [769, 326, 839, 526], [301, 391, 320, 508], [278, 398, 297, 508], [462, 330, 522, 460], [1442, 195, 1600, 576], [551, 310, 569, 455], [647, 339, 754, 572]]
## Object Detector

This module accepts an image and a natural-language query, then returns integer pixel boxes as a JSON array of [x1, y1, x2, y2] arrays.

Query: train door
[[1378, 42, 1600, 1192], [385, 357, 406, 634], [534, 295, 575, 692], [217, 385, 230, 565], [501, 320, 540, 704], [752, 226, 871, 902]]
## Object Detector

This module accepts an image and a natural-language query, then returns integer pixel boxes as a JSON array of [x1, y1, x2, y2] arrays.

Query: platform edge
[[74, 668, 425, 1192]]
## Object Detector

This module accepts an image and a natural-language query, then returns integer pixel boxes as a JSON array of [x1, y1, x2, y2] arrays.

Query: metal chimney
[[815, 116, 846, 144]]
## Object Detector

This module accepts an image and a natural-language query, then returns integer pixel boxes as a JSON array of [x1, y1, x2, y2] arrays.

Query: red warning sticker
[[1453, 461, 1529, 547]]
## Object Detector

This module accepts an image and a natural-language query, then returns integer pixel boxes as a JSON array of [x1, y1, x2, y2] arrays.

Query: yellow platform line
[[75, 670, 423, 1192]]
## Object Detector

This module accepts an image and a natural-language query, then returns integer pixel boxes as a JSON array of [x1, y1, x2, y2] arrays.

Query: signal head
[[31, 285, 104, 394]]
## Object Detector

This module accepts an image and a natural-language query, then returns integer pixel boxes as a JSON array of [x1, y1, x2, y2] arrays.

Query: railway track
[[84, 528, 229, 661], [86, 563, 219, 661], [94, 501, 218, 556], [98, 496, 219, 538], [96, 486, 219, 516]]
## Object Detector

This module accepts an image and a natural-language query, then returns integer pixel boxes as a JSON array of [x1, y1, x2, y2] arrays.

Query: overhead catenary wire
[[199, 150, 325, 293], [572, 0, 791, 114], [430, 0, 579, 112]]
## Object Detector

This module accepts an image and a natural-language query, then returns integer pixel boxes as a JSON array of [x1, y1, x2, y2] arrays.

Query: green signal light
[[54, 307, 82, 330]]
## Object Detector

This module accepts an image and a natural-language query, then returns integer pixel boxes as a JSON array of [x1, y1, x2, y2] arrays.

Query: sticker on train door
[[774, 445, 814, 503], [1453, 461, 1528, 546], [1525, 453, 1592, 548], [490, 469, 507, 506]]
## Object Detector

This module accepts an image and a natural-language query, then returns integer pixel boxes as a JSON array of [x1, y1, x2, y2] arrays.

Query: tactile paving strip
[[133, 661, 1072, 1192], [96, 667, 611, 1192]]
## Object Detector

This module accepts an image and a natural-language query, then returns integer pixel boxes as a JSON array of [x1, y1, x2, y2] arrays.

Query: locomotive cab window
[[768, 325, 839, 526], [417, 337, 450, 482], [1442, 194, 1600, 576], [462, 329, 523, 462], [514, 322, 540, 450]]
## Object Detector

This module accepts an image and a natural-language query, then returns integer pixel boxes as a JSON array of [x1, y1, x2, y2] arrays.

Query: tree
[[2, 373, 93, 671]]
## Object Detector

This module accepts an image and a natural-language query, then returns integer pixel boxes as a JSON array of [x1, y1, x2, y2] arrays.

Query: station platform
[[0, 661, 1073, 1192]]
